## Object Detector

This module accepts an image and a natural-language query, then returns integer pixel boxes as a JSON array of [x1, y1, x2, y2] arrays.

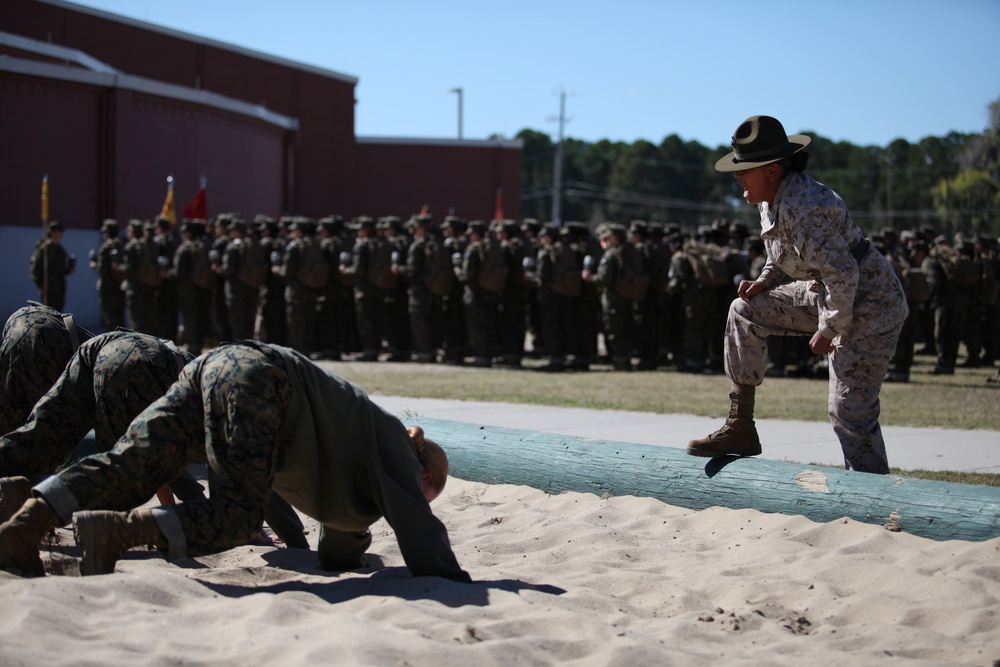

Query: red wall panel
[[0, 74, 101, 230]]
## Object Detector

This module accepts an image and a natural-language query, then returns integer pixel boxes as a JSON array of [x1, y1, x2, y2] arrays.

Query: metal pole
[[450, 87, 463, 140], [885, 151, 894, 230], [552, 90, 565, 226], [41, 175, 49, 305]]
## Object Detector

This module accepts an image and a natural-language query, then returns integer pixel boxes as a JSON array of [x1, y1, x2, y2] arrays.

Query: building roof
[[42, 0, 359, 85], [0, 30, 298, 130]]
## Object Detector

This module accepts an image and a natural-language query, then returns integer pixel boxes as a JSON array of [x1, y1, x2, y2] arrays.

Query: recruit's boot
[[686, 391, 762, 458], [0, 497, 62, 577], [0, 476, 33, 523], [73, 509, 166, 576]]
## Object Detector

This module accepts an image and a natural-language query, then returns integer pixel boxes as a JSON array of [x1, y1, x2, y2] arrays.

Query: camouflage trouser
[[353, 290, 383, 355], [0, 332, 187, 476], [724, 282, 901, 474], [98, 286, 126, 331], [226, 283, 259, 342], [126, 284, 160, 335], [39, 343, 292, 558], [177, 285, 212, 354], [538, 291, 573, 360], [259, 283, 287, 346], [463, 289, 499, 360], [0, 305, 86, 436], [601, 295, 635, 364], [285, 285, 318, 355], [682, 284, 715, 365], [498, 293, 528, 362]]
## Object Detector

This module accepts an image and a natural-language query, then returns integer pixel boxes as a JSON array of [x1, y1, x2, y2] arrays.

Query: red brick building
[[0, 0, 521, 325]]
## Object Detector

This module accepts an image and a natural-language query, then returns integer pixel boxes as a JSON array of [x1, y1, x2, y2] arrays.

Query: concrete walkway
[[372, 395, 1000, 474]]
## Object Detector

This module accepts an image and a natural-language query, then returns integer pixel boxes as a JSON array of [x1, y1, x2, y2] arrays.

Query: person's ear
[[421, 470, 432, 482]]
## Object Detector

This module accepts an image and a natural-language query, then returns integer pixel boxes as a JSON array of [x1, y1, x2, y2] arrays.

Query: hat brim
[[714, 134, 811, 173]]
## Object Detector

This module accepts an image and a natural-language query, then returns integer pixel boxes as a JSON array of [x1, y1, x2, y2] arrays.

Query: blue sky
[[71, 0, 999, 149]]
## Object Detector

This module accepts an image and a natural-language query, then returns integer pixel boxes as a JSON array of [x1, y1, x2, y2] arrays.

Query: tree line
[[513, 97, 1000, 238]]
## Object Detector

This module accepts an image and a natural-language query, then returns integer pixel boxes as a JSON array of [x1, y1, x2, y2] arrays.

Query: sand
[[1, 476, 998, 666]]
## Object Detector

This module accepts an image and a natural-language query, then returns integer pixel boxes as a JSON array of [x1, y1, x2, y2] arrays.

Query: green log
[[406, 417, 1000, 543]]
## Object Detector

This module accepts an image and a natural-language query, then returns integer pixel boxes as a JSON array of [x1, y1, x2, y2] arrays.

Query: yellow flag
[[41, 175, 49, 225], [160, 175, 176, 228]]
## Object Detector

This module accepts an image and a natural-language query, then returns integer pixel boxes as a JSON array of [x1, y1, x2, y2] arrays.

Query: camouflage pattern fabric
[[54, 343, 291, 554], [593, 245, 634, 367], [0, 330, 192, 477], [0, 303, 94, 436], [94, 236, 127, 330], [725, 171, 908, 474], [280, 237, 319, 355]]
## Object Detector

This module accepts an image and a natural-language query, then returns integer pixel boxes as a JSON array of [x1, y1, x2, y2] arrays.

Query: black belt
[[851, 238, 870, 262]]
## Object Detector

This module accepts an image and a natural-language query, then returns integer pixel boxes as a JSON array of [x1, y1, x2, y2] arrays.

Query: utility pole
[[551, 89, 566, 226], [450, 87, 463, 140], [885, 150, 894, 230]]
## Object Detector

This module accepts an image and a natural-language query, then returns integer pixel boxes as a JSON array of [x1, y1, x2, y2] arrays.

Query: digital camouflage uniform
[[218, 232, 261, 341], [592, 243, 635, 370], [120, 224, 164, 335], [461, 234, 503, 366], [280, 231, 321, 355], [0, 303, 94, 436], [0, 330, 204, 505], [210, 231, 232, 344], [497, 229, 532, 366], [154, 222, 181, 341], [92, 228, 126, 330], [669, 244, 715, 372], [317, 226, 355, 358], [35, 342, 470, 581], [29, 236, 73, 312], [399, 231, 443, 361], [923, 247, 969, 374], [535, 235, 582, 369], [171, 230, 214, 355], [381, 225, 411, 361], [258, 228, 288, 346], [439, 230, 467, 364], [726, 171, 908, 473]]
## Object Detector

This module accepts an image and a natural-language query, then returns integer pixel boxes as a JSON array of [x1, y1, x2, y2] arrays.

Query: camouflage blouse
[[756, 171, 906, 341]]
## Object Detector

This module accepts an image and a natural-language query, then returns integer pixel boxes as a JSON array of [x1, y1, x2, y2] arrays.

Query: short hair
[[407, 426, 448, 494]]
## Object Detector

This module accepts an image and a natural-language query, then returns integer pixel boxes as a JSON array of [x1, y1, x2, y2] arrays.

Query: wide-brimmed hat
[[715, 115, 811, 173]]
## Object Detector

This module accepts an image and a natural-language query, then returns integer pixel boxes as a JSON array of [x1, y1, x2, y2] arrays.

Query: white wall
[[1, 226, 104, 331]]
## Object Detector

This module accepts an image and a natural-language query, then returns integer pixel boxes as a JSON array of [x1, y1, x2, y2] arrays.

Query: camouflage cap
[[289, 217, 317, 234], [181, 219, 206, 235], [628, 220, 649, 238], [520, 218, 542, 234], [466, 220, 488, 236], [352, 215, 376, 230], [317, 215, 344, 234], [440, 215, 465, 233], [539, 223, 560, 239]]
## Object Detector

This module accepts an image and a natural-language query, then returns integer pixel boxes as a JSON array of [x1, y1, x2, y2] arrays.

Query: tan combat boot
[[0, 476, 33, 523], [73, 509, 165, 576], [686, 392, 762, 458], [0, 497, 62, 577]]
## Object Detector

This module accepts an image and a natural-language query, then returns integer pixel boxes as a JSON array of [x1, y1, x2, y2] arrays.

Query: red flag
[[182, 184, 208, 220], [493, 188, 504, 221]]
